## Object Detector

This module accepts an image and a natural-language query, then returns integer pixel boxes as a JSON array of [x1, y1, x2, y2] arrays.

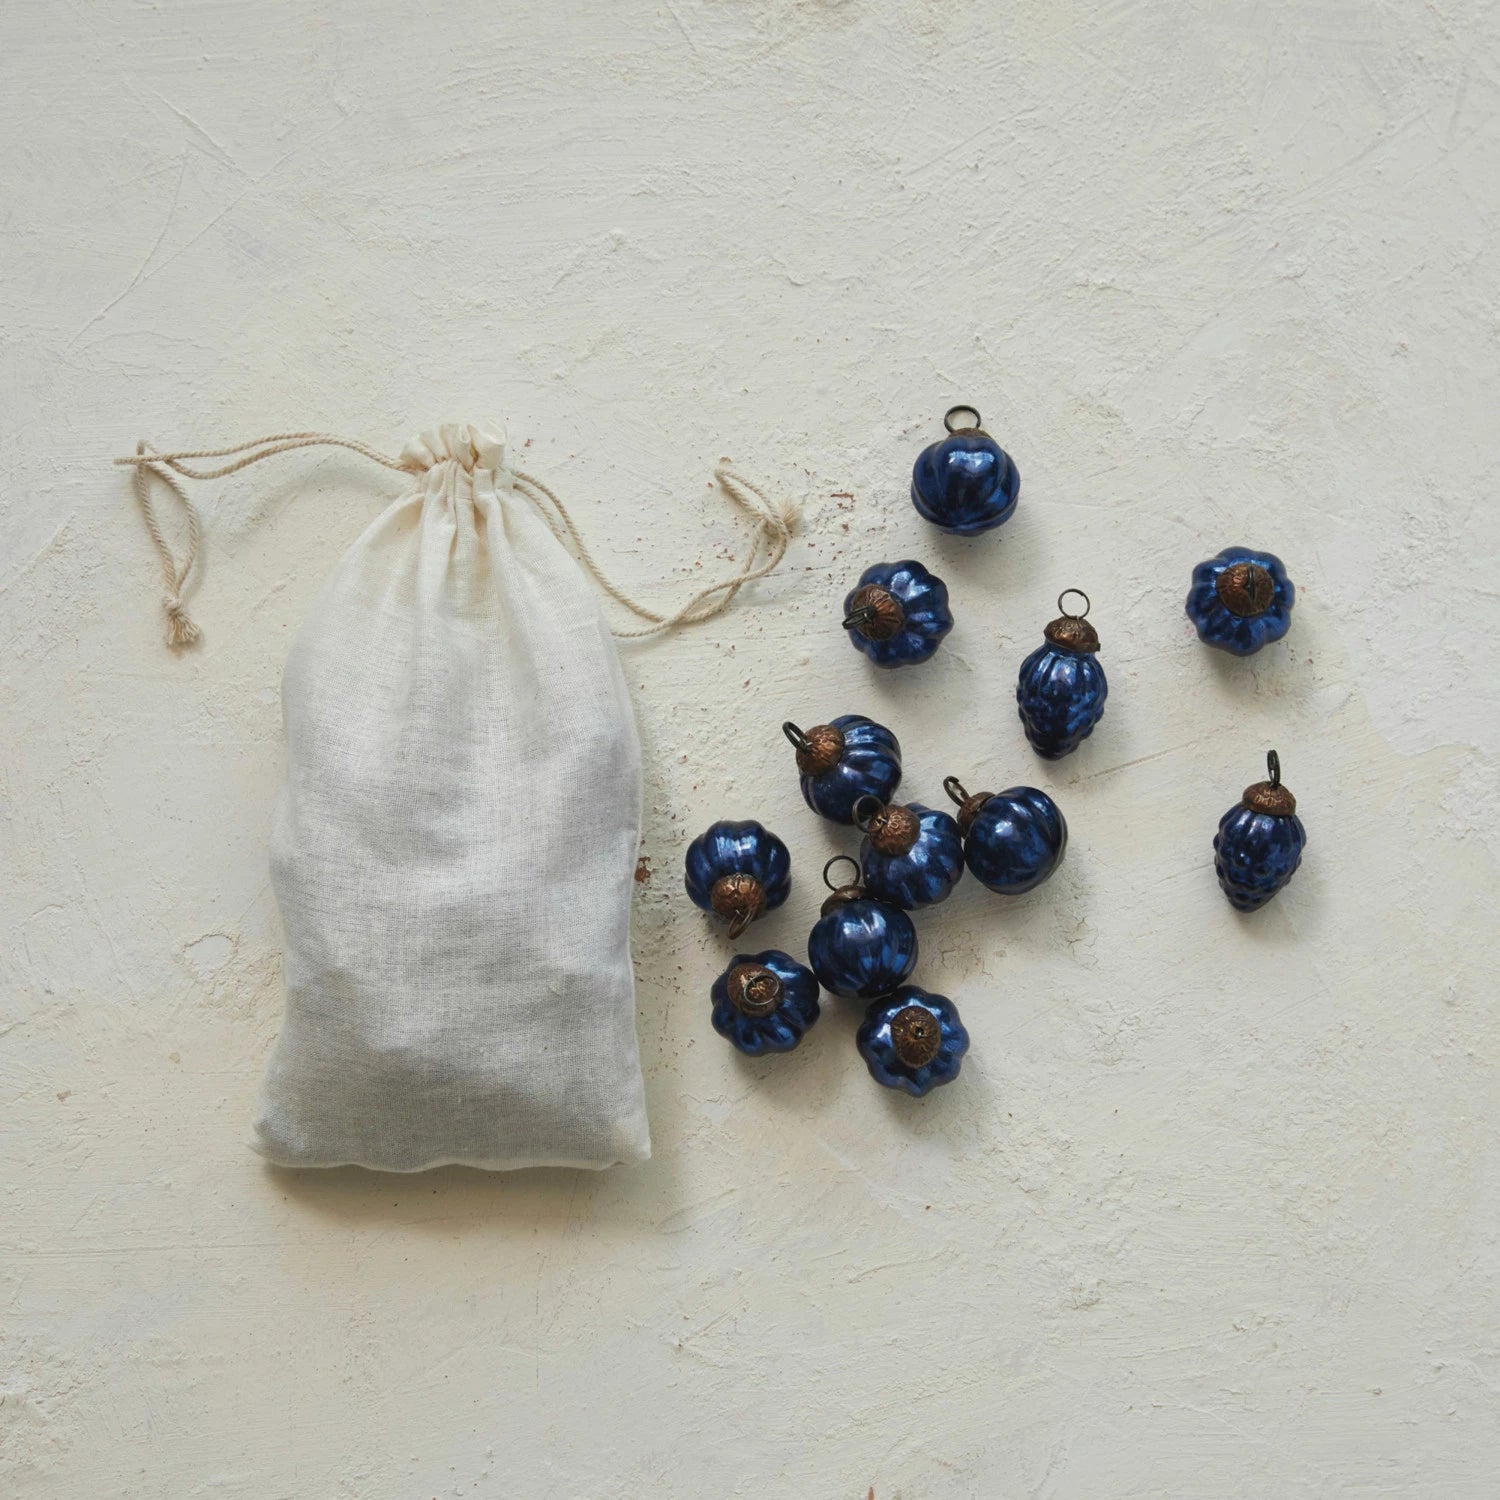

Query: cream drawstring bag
[[120, 425, 797, 1172]]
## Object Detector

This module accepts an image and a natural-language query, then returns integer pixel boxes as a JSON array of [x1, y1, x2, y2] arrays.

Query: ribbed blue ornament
[[910, 411, 1019, 536], [1016, 591, 1107, 759], [786, 715, 902, 825], [807, 894, 918, 1001], [710, 949, 821, 1056], [684, 820, 792, 936], [946, 780, 1067, 895], [1185, 546, 1295, 655], [1213, 752, 1307, 911], [842, 559, 953, 668], [856, 986, 970, 1097], [858, 802, 964, 910]]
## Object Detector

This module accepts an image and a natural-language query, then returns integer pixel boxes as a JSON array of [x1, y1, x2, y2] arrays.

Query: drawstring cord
[[115, 433, 799, 646], [512, 467, 795, 639]]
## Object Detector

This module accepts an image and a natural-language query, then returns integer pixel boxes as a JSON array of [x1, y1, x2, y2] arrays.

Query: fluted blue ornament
[[945, 778, 1067, 895], [856, 798, 964, 910], [842, 559, 953, 668], [1017, 590, 1108, 759], [1186, 546, 1295, 655], [807, 857, 919, 1001], [684, 819, 791, 938], [910, 406, 1020, 536], [1214, 751, 1307, 912], [710, 949, 821, 1056], [783, 715, 902, 825], [857, 986, 970, 1097]]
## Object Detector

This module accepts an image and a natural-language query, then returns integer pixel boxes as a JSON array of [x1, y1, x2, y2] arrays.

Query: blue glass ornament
[[1017, 589, 1108, 760], [909, 405, 1019, 536], [945, 778, 1066, 895], [783, 716, 902, 825], [842, 559, 953, 668], [856, 985, 970, 1097], [684, 819, 792, 938], [855, 797, 964, 910], [710, 949, 821, 1056], [1186, 546, 1295, 655], [1214, 750, 1307, 912], [807, 856, 919, 1001]]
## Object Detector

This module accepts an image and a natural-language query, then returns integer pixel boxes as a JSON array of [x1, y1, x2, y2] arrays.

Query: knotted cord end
[[713, 465, 801, 537], [163, 594, 201, 648], [120, 431, 409, 653]]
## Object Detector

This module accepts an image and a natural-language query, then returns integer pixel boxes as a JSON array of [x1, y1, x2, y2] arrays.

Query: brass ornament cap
[[862, 801, 921, 857], [820, 853, 866, 915], [889, 1004, 944, 1070], [1216, 561, 1276, 618], [726, 962, 784, 1019], [710, 872, 766, 938], [1241, 750, 1296, 816], [843, 585, 906, 643], [1243, 780, 1297, 817], [791, 722, 846, 776], [943, 777, 992, 837], [1043, 614, 1101, 653], [820, 883, 864, 916]]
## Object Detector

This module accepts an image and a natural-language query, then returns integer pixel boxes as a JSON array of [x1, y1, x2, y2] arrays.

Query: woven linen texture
[[254, 426, 650, 1170]]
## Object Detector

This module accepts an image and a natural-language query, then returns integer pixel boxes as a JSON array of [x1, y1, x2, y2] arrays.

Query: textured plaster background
[[3, 2, 1499, 1496]]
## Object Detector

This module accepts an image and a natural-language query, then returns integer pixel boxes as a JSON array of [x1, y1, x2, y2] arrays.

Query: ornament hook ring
[[782, 721, 811, 754], [942, 776, 970, 807], [726, 908, 753, 940], [822, 854, 861, 892], [943, 404, 983, 434], [1267, 749, 1281, 788], [852, 794, 885, 832], [1057, 588, 1091, 620]]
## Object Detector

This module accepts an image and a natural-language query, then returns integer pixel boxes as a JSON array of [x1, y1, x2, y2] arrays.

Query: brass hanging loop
[[943, 405, 983, 434]]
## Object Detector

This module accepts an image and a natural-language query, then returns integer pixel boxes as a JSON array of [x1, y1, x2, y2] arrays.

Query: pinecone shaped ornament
[[1213, 751, 1307, 911], [1016, 590, 1108, 759]]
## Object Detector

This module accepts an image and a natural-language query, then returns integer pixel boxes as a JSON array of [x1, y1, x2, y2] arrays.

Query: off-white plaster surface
[[4, 2, 1499, 1496]]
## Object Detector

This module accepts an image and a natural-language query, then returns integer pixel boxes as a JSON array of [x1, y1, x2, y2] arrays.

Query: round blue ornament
[[1185, 546, 1295, 655], [1214, 750, 1307, 912], [856, 986, 970, 1096], [945, 778, 1067, 895], [855, 797, 964, 910], [710, 949, 821, 1056], [684, 819, 792, 938], [1016, 589, 1108, 759], [783, 716, 902, 825], [842, 559, 953, 668], [807, 856, 919, 1001], [909, 405, 1020, 536]]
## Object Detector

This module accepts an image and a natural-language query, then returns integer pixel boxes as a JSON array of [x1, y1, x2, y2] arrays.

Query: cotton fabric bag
[[122, 424, 796, 1171]]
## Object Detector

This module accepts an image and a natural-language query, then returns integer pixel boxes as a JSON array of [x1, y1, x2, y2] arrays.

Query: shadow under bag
[[121, 423, 797, 1171]]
